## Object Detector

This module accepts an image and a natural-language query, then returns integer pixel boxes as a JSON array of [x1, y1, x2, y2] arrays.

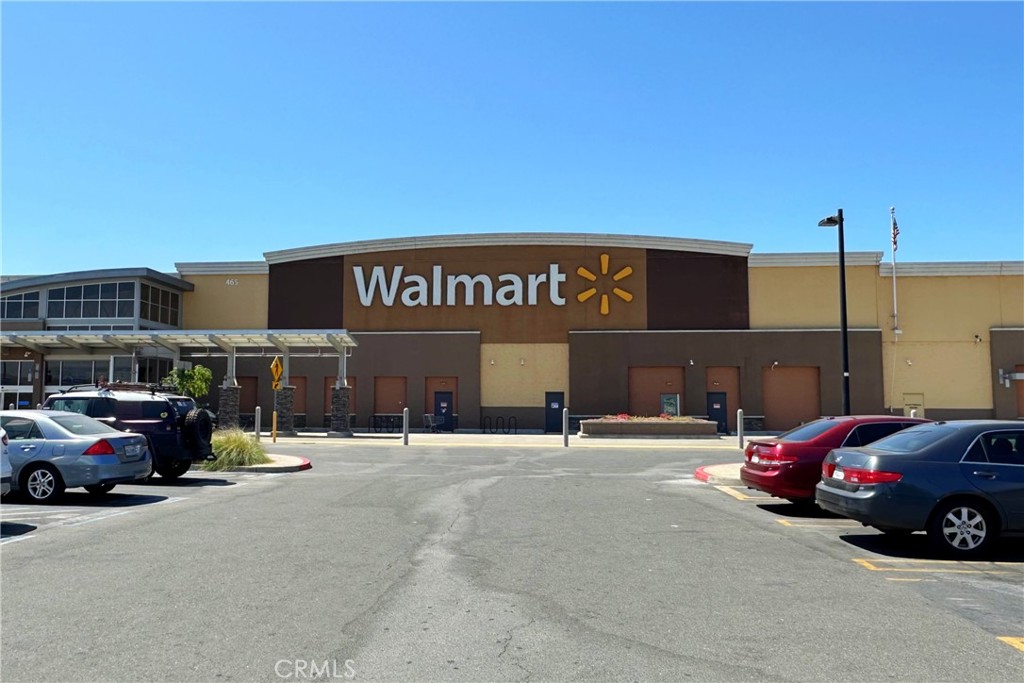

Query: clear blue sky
[[2, 1, 1022, 275]]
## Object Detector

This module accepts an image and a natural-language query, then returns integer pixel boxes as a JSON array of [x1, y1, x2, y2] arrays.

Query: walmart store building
[[2, 233, 1022, 433]]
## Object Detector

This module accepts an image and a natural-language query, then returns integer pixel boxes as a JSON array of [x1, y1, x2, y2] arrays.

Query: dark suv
[[42, 383, 215, 479]]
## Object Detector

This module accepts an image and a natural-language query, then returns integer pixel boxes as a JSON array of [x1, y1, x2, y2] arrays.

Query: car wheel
[[927, 499, 999, 558], [155, 459, 193, 480], [21, 464, 66, 503], [84, 483, 116, 495]]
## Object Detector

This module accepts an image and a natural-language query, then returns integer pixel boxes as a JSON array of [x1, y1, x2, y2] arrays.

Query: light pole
[[818, 208, 850, 415]]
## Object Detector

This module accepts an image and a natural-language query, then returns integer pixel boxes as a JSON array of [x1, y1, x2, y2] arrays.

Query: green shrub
[[202, 429, 271, 471]]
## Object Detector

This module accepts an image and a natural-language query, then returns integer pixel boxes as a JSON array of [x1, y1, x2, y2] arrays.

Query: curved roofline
[[0, 268, 194, 294], [263, 232, 754, 264]]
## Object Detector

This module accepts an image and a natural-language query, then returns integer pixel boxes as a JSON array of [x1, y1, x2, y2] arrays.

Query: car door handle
[[972, 471, 998, 480], [18, 444, 37, 452]]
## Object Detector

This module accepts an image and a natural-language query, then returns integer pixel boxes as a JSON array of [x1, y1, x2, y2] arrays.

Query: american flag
[[891, 214, 900, 252]]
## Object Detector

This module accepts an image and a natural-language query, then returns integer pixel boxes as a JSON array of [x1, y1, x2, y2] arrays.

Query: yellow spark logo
[[576, 253, 634, 316]]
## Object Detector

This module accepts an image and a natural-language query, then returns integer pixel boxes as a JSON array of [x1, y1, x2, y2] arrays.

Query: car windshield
[[776, 419, 845, 442], [46, 397, 91, 414], [165, 397, 196, 417], [49, 414, 120, 435], [867, 424, 957, 453]]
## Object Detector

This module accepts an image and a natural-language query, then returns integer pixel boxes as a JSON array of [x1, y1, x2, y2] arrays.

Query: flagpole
[[889, 206, 900, 415]]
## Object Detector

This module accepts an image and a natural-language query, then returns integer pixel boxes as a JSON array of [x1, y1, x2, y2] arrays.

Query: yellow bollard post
[[272, 411, 278, 443]]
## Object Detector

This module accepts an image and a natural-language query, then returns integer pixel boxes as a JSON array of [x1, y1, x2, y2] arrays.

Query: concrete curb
[[200, 454, 312, 474], [694, 463, 744, 486]]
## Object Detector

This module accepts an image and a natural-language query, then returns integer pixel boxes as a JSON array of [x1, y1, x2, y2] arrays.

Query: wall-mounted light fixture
[[974, 334, 982, 343], [906, 359, 913, 366], [490, 359, 495, 366], [771, 361, 779, 369], [520, 358, 525, 366], [689, 359, 694, 366]]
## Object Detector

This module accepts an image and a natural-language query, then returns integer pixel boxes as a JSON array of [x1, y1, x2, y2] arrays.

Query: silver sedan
[[0, 410, 152, 503]]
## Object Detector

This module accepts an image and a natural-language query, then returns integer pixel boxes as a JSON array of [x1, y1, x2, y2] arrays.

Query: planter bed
[[579, 419, 719, 438]]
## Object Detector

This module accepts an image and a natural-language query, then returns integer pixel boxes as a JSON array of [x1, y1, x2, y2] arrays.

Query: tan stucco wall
[[480, 343, 568, 407], [749, 265, 879, 328], [878, 275, 1024, 411], [181, 274, 269, 329]]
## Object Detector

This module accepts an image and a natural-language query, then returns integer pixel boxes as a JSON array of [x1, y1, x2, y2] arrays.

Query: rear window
[[165, 398, 196, 417], [46, 397, 91, 414], [867, 424, 957, 453], [777, 419, 844, 442], [50, 415, 119, 435]]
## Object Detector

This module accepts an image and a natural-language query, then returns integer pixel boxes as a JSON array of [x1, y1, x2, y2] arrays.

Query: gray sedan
[[815, 420, 1024, 558], [0, 410, 152, 503]]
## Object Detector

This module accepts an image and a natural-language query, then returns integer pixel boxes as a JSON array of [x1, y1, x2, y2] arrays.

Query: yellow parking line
[[776, 519, 860, 528], [885, 578, 936, 582], [713, 485, 770, 501], [853, 558, 1013, 575], [997, 637, 1024, 652]]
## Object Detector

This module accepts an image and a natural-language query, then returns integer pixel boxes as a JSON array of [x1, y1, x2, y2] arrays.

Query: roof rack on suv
[[58, 381, 180, 396]]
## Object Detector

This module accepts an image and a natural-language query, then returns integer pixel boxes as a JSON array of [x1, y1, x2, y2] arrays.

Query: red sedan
[[740, 415, 929, 503]]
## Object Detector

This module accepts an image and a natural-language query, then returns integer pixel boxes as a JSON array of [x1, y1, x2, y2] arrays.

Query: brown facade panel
[[645, 250, 749, 330], [628, 366, 685, 416], [762, 366, 820, 431], [373, 376, 407, 414], [991, 329, 1024, 419], [569, 330, 883, 421], [268, 256, 345, 328]]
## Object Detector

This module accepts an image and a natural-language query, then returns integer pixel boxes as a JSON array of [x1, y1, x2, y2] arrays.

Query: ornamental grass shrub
[[201, 428, 271, 471]]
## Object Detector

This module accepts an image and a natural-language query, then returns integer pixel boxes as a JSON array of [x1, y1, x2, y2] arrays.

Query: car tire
[[155, 459, 193, 480], [21, 464, 65, 504], [926, 498, 999, 558], [184, 408, 214, 449], [84, 483, 116, 495]]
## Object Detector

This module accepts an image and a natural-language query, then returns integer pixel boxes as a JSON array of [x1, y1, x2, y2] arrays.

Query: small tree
[[162, 364, 213, 400]]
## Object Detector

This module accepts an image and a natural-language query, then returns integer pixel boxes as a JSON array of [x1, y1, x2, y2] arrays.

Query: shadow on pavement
[[756, 502, 844, 519], [144, 476, 236, 488], [840, 532, 1024, 563], [57, 492, 171, 507], [1, 522, 37, 538]]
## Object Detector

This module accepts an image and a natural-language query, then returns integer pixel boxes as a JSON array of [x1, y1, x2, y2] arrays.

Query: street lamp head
[[818, 215, 840, 227]]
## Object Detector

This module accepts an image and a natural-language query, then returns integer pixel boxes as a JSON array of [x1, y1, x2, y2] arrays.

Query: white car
[[1, 426, 11, 496]]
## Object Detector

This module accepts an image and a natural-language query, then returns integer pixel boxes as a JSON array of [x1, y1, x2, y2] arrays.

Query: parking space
[[0, 470, 288, 544]]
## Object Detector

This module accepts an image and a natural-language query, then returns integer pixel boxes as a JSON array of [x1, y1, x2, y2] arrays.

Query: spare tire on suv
[[42, 383, 216, 480]]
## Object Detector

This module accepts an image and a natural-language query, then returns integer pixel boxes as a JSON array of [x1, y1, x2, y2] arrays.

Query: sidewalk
[[694, 462, 744, 486]]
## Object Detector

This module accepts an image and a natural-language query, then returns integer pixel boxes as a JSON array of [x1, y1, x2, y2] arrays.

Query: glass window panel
[[116, 301, 133, 317], [171, 292, 180, 309], [60, 360, 94, 385], [18, 362, 32, 384], [112, 356, 133, 382], [6, 302, 22, 318], [44, 362, 59, 384], [160, 306, 170, 324], [140, 302, 151, 320], [82, 301, 99, 317], [66, 300, 82, 317], [66, 286, 82, 300], [100, 301, 116, 317], [49, 287, 66, 300], [48, 301, 64, 317], [160, 289, 170, 307], [83, 284, 99, 299], [100, 283, 116, 299], [141, 283, 150, 301], [24, 301, 39, 318], [112, 325, 133, 330], [25, 291, 39, 302], [1, 362, 16, 384], [118, 282, 135, 298]]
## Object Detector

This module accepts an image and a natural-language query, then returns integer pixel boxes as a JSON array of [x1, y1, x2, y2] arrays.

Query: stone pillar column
[[274, 386, 298, 437], [218, 385, 240, 430], [328, 385, 353, 438]]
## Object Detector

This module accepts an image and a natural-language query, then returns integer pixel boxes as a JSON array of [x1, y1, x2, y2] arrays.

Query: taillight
[[823, 462, 835, 478], [82, 439, 116, 456], [844, 468, 902, 484]]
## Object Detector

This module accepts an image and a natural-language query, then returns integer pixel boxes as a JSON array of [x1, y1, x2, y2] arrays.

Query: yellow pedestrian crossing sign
[[272, 380, 282, 391], [270, 356, 283, 381]]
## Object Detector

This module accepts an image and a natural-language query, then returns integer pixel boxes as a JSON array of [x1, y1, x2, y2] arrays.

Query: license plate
[[125, 444, 141, 456], [832, 466, 844, 480]]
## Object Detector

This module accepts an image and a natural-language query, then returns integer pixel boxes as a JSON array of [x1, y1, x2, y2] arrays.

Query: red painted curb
[[694, 466, 712, 482], [297, 457, 312, 471]]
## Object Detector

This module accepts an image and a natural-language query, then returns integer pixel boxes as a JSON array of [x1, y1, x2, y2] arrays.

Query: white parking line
[[0, 534, 37, 545]]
